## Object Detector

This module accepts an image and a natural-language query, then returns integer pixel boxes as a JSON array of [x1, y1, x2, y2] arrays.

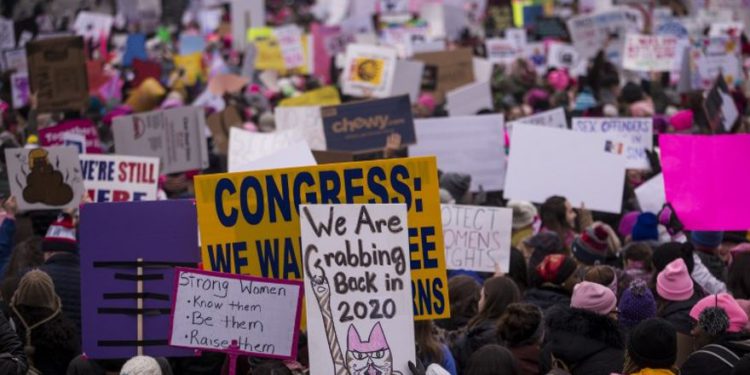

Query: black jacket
[[523, 285, 571, 311], [541, 305, 624, 375], [659, 290, 703, 334], [11, 309, 80, 375], [0, 313, 26, 374], [40, 253, 81, 334], [681, 333, 750, 375], [449, 319, 499, 373]]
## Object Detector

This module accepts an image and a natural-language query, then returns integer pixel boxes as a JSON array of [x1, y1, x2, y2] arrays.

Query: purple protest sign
[[39, 118, 103, 154], [79, 200, 200, 359]]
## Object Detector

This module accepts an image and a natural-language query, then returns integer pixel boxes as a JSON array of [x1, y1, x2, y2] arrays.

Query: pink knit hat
[[571, 281, 617, 315], [656, 258, 694, 302], [618, 211, 640, 238], [669, 110, 693, 131], [690, 293, 749, 333], [736, 299, 750, 331]]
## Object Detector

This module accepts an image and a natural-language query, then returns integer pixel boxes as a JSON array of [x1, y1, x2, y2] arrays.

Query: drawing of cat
[[345, 322, 401, 375]]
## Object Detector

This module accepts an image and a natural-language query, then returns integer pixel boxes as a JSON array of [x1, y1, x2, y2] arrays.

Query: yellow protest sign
[[252, 34, 311, 74], [194, 157, 450, 320], [173, 52, 203, 86], [247, 27, 274, 42], [278, 86, 341, 107]]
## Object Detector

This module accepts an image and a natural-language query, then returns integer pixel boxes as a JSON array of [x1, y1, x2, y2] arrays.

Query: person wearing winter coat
[[680, 293, 750, 375], [497, 303, 544, 375], [0, 308, 26, 374], [623, 318, 678, 375], [524, 254, 578, 311], [655, 258, 702, 366]]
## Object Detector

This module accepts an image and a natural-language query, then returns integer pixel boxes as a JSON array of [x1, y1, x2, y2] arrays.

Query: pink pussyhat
[[669, 110, 693, 131], [736, 299, 750, 331], [571, 281, 617, 315], [417, 93, 436, 112], [656, 258, 694, 302], [690, 293, 749, 333], [547, 69, 570, 91]]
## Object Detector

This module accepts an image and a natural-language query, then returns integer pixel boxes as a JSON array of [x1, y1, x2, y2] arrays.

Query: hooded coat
[[680, 333, 750, 375], [541, 305, 624, 375]]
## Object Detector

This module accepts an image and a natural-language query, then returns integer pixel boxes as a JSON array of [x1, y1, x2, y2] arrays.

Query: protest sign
[[472, 57, 494, 83], [79, 154, 159, 203], [572, 117, 653, 169], [321, 95, 416, 152], [4, 49, 27, 73], [531, 17, 570, 40], [547, 43, 585, 75], [391, 59, 425, 102], [506, 107, 567, 133], [122, 33, 147, 68], [80, 200, 199, 358], [445, 81, 493, 116], [275, 105, 327, 150], [112, 106, 209, 174], [504, 126, 626, 213], [279, 86, 341, 107], [485, 38, 521, 65], [660, 134, 750, 230], [301, 203, 415, 375], [689, 36, 740, 90], [441, 204, 513, 273], [311, 24, 351, 84], [412, 48, 474, 102], [228, 127, 307, 172], [274, 25, 306, 69], [410, 114, 506, 191], [0, 17, 15, 50], [232, 0, 265, 50], [635, 173, 666, 215], [26, 36, 89, 112], [73, 12, 114, 40], [193, 156, 450, 320], [234, 141, 317, 172], [173, 52, 204, 86], [10, 72, 29, 109], [708, 22, 744, 37], [63, 133, 86, 154], [207, 74, 250, 96], [704, 75, 739, 132], [169, 268, 303, 358], [117, 0, 162, 33], [566, 6, 644, 62], [39, 118, 103, 154], [4, 147, 85, 211], [622, 34, 679, 72], [341, 44, 398, 98]]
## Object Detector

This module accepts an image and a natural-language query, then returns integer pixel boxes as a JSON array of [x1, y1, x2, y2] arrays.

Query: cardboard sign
[[441, 204, 513, 272], [660, 134, 750, 230], [0, 17, 15, 50], [4, 147, 85, 211], [169, 268, 303, 358], [112, 107, 209, 174], [410, 114, 505, 191], [690, 36, 740, 90], [623, 34, 679, 72], [228, 127, 307, 172], [79, 154, 159, 203], [193, 156, 449, 320], [275, 106, 327, 151], [506, 107, 567, 133], [445, 81, 493, 116], [278, 86, 341, 107], [341, 44, 398, 98], [73, 12, 114, 40], [26, 36, 89, 112], [207, 106, 243, 156], [321, 95, 416, 152], [485, 38, 521, 65], [38, 119, 103, 154], [301, 204, 416, 375], [10, 72, 30, 109], [635, 173, 665, 215], [504, 126, 626, 214], [80, 200, 199, 358], [705, 74, 739, 132], [572, 118, 653, 170], [566, 6, 644, 62], [412, 48, 474, 102]]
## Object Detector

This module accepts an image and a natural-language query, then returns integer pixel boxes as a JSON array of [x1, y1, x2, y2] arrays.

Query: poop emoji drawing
[[21, 149, 75, 206]]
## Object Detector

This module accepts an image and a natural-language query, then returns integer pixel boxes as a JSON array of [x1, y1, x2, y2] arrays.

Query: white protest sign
[[231, 0, 265, 50], [442, 204, 513, 273], [79, 154, 159, 202], [566, 6, 644, 62], [73, 12, 114, 40], [391, 59, 424, 102], [4, 49, 27, 73], [472, 57, 494, 83], [274, 106, 327, 151], [635, 173, 665, 214], [301, 203, 415, 375], [274, 25, 306, 69], [623, 34, 679, 72], [409, 114, 506, 191], [170, 268, 303, 358], [112, 106, 209, 174], [504, 126, 626, 214], [0, 18, 15, 50], [232, 139, 317, 173], [571, 117, 653, 169], [10, 72, 29, 109], [485, 38, 521, 65], [690, 36, 741, 90], [709, 22, 744, 37], [506, 107, 567, 133], [228, 127, 307, 172], [341, 44, 398, 98], [547, 43, 586, 76], [445, 81, 493, 116], [4, 147, 85, 211]]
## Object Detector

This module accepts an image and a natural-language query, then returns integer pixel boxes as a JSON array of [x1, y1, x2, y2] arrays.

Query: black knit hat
[[628, 318, 677, 369], [653, 242, 694, 274]]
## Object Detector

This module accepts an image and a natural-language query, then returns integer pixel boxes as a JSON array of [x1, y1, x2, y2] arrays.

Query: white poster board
[[79, 154, 160, 202], [635, 173, 666, 214], [0, 18, 15, 50], [442, 204, 513, 273], [274, 106, 327, 151], [409, 114, 506, 191], [112, 107, 209, 175], [485, 38, 521, 65], [506, 107, 567, 134], [445, 81, 493, 116], [622, 34, 679, 72], [301, 203, 415, 375], [231, 140, 317, 173], [169, 268, 303, 359], [566, 6, 644, 62], [227, 127, 309, 172], [391, 59, 425, 102], [231, 0, 265, 50], [547, 43, 586, 76], [341, 44, 398, 98], [4, 147, 85, 211], [73, 12, 114, 40], [504, 126, 626, 213], [571, 117, 653, 169]]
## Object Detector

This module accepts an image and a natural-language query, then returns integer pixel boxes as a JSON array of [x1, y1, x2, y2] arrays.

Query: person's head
[[631, 213, 659, 242], [627, 318, 677, 372], [690, 293, 749, 349], [11, 269, 60, 315], [497, 303, 544, 348], [618, 279, 657, 329], [729, 251, 750, 299], [507, 200, 537, 231], [584, 265, 617, 296], [540, 196, 575, 232], [1, 236, 43, 302], [445, 275, 481, 327], [120, 356, 162, 375], [691, 231, 724, 253], [414, 320, 443, 365], [42, 213, 78, 261], [572, 224, 612, 265], [534, 254, 578, 292], [656, 258, 694, 302], [440, 172, 472, 204], [464, 344, 519, 375], [652, 242, 694, 274], [622, 242, 653, 273], [571, 281, 617, 317], [473, 276, 521, 327], [524, 232, 565, 271]]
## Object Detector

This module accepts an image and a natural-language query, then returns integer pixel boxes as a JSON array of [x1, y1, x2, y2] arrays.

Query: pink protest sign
[[660, 134, 750, 230], [39, 118, 103, 154]]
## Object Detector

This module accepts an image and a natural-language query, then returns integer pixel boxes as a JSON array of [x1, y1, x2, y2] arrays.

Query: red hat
[[536, 254, 578, 285], [43, 213, 78, 253]]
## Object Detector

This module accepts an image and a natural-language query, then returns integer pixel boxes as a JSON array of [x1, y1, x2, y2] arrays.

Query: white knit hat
[[120, 356, 162, 375]]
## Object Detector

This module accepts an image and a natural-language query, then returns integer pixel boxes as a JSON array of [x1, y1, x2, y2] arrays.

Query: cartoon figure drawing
[[306, 247, 402, 375], [22, 149, 74, 205]]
